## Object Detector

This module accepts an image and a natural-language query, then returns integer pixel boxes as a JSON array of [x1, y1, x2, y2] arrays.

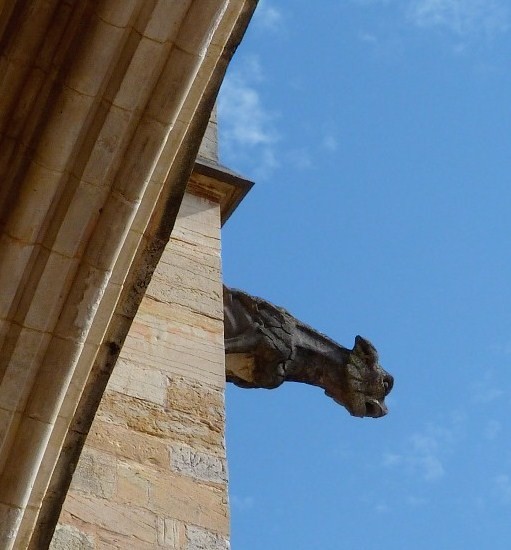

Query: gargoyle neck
[[283, 321, 351, 387]]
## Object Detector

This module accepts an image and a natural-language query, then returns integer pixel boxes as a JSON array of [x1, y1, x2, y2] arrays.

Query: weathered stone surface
[[119, 307, 225, 389], [171, 444, 227, 484], [107, 356, 168, 406], [86, 420, 169, 469], [56, 190, 230, 545], [158, 518, 186, 548], [95, 531, 160, 550], [116, 462, 150, 508], [96, 385, 225, 454], [147, 471, 228, 535], [186, 525, 230, 550], [63, 493, 158, 545], [198, 105, 218, 163], [69, 448, 117, 500], [49, 524, 95, 550]]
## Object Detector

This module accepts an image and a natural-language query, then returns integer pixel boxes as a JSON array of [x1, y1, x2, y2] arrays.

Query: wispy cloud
[[383, 417, 464, 481], [253, 1, 283, 31], [219, 55, 279, 180], [407, 0, 510, 36], [383, 433, 444, 481], [471, 369, 506, 404], [352, 0, 510, 46]]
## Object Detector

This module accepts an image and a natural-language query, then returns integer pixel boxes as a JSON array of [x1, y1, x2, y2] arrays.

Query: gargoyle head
[[325, 336, 393, 418]]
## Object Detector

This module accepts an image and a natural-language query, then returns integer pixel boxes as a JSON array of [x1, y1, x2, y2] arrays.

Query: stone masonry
[[52, 189, 230, 549], [48, 116, 253, 547]]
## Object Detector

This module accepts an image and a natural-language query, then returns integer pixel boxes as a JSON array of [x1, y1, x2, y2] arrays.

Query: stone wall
[[51, 190, 228, 549]]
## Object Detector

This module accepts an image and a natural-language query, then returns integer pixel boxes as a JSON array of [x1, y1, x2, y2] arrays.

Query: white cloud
[[407, 0, 510, 36], [220, 76, 276, 148], [257, 149, 279, 180], [383, 418, 463, 482], [383, 432, 445, 481], [253, 1, 283, 31], [471, 369, 506, 404], [353, 0, 510, 43], [219, 57, 279, 180]]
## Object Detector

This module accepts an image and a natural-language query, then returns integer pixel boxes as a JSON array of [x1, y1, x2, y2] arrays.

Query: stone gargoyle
[[223, 286, 393, 418]]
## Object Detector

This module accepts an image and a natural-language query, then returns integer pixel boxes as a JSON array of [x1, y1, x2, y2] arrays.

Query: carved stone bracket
[[224, 286, 393, 418]]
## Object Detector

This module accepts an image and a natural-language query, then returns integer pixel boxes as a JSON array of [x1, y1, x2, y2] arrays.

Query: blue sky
[[218, 1, 511, 548]]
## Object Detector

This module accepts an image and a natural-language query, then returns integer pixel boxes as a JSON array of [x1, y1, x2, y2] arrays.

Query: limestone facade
[[46, 149, 252, 548], [52, 187, 230, 549]]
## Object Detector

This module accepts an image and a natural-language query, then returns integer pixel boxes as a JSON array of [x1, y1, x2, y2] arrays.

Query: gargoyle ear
[[353, 335, 379, 369]]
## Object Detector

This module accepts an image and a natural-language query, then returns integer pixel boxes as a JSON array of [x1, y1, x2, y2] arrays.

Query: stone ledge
[[191, 158, 253, 225]]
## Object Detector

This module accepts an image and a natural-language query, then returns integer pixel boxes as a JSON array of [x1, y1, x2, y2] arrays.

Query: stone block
[[0, 503, 23, 548], [171, 444, 227, 484], [108, 356, 168, 406], [65, 16, 125, 97], [110, 36, 168, 112], [148, 471, 228, 535], [35, 86, 94, 172], [79, 104, 132, 188], [0, 327, 51, 413], [50, 524, 95, 550], [158, 517, 186, 548], [96, 386, 224, 455], [186, 525, 230, 550], [70, 448, 117, 500], [6, 162, 63, 243], [86, 419, 169, 469], [102, 294, 225, 388], [23, 251, 80, 333], [138, 0, 191, 43], [51, 180, 111, 260], [64, 493, 158, 545], [116, 462, 150, 508]]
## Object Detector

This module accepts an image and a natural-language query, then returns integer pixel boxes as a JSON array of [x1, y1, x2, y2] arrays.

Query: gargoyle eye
[[383, 380, 389, 392]]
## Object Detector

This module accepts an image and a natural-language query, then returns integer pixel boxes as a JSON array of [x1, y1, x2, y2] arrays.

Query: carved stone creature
[[223, 286, 393, 418]]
